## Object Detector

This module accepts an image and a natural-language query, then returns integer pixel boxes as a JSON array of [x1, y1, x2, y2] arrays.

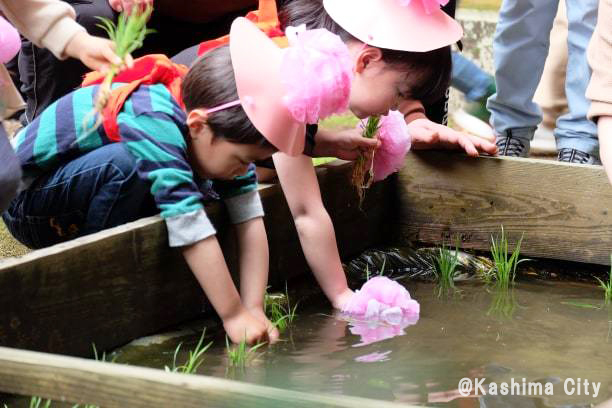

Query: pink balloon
[[0, 16, 20, 63]]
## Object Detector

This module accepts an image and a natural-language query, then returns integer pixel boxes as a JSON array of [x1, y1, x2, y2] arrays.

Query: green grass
[[433, 240, 461, 296], [264, 285, 298, 332], [226, 336, 267, 368], [487, 226, 526, 288], [459, 0, 502, 11], [165, 329, 212, 374], [595, 255, 612, 305], [0, 220, 29, 259], [29, 397, 52, 408]]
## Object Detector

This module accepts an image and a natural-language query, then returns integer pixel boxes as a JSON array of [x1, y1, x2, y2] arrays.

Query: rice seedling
[[595, 255, 612, 305], [433, 239, 461, 296], [352, 116, 381, 204], [82, 5, 154, 133], [264, 284, 299, 331], [29, 397, 51, 408], [489, 226, 526, 288], [226, 336, 267, 368], [164, 329, 212, 374]]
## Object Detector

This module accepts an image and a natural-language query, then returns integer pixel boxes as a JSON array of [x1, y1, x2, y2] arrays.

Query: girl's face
[[347, 43, 412, 119], [186, 110, 275, 180]]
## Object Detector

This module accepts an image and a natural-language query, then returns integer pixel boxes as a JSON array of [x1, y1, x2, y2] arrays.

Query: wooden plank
[[0, 162, 394, 356], [398, 151, 612, 265], [0, 346, 419, 408]]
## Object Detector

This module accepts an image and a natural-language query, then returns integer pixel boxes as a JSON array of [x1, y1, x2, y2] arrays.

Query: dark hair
[[182, 46, 274, 148], [279, 0, 452, 105]]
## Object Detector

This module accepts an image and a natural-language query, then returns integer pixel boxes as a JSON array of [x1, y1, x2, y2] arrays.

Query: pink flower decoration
[[280, 25, 353, 124], [342, 276, 420, 319], [398, 0, 450, 14], [0, 16, 20, 64], [371, 110, 411, 182]]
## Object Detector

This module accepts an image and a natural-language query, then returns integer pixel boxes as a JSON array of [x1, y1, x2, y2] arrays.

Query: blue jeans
[[2, 144, 157, 249], [451, 52, 494, 102], [487, 0, 599, 155], [0, 126, 21, 212]]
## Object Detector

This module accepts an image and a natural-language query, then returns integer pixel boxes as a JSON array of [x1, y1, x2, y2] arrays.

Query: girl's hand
[[408, 118, 498, 157], [108, 0, 153, 14], [313, 128, 381, 161], [223, 307, 270, 345], [64, 32, 127, 73]]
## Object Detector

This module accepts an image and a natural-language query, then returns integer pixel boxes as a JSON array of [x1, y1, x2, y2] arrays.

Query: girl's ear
[[186, 109, 209, 140], [355, 47, 383, 74]]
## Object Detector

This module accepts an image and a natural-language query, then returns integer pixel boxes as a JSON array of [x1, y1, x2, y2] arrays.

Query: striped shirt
[[13, 83, 264, 247]]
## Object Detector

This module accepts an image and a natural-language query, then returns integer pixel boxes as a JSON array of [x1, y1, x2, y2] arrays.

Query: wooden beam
[[0, 346, 419, 408], [398, 151, 612, 265], [0, 162, 394, 356]]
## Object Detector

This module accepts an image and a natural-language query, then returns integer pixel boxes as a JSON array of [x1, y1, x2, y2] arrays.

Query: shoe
[[496, 135, 530, 157], [557, 148, 601, 165], [464, 83, 496, 123]]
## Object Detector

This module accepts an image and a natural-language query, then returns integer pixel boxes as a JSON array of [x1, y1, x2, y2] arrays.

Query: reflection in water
[[344, 314, 419, 347], [110, 280, 612, 407]]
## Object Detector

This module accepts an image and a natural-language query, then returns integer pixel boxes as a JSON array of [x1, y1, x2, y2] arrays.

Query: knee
[[102, 144, 139, 179]]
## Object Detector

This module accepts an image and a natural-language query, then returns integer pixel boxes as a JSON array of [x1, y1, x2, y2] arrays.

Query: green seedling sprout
[[82, 5, 154, 133], [226, 336, 267, 368], [595, 255, 612, 305], [264, 283, 299, 332], [489, 226, 526, 288], [165, 329, 212, 374], [433, 238, 461, 297], [352, 115, 381, 204], [29, 397, 51, 408]]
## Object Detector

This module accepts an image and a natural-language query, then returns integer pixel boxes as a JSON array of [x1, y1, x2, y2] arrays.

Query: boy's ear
[[355, 47, 383, 74], [186, 109, 209, 138]]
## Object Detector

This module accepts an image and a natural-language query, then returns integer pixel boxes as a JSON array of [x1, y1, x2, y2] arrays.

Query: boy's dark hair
[[279, 0, 452, 105], [182, 46, 274, 149]]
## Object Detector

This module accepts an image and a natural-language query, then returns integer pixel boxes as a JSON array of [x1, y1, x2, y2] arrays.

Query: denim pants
[[0, 126, 21, 212], [451, 52, 494, 102], [487, 0, 599, 155], [2, 144, 157, 249]]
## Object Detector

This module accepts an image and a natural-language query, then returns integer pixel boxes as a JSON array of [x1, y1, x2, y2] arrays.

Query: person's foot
[[496, 135, 530, 157], [557, 148, 601, 165]]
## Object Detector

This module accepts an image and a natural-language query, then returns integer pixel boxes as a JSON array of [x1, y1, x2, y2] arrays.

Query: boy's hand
[[408, 118, 498, 157], [247, 307, 280, 344], [109, 0, 153, 14], [223, 307, 270, 345], [313, 128, 380, 161], [64, 32, 128, 74]]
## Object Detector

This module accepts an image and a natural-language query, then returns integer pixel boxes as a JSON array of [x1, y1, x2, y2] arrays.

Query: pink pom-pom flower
[[280, 25, 353, 124], [342, 276, 420, 322], [371, 110, 411, 182], [398, 0, 450, 14], [0, 16, 20, 64]]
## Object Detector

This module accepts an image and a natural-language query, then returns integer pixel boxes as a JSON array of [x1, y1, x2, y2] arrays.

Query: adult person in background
[[16, 0, 257, 124], [586, 0, 612, 183], [488, 0, 599, 164]]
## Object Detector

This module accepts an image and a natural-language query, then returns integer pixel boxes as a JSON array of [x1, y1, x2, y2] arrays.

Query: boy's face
[[347, 44, 412, 119], [187, 112, 276, 180]]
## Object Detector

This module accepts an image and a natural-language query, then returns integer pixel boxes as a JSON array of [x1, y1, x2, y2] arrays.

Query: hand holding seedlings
[[64, 31, 127, 74], [312, 127, 381, 161], [108, 0, 154, 14]]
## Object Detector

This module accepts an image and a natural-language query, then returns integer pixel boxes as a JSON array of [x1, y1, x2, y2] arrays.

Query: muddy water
[[108, 279, 612, 407]]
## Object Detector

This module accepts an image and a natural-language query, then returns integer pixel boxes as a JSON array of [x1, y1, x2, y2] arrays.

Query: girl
[[3, 18, 351, 344]]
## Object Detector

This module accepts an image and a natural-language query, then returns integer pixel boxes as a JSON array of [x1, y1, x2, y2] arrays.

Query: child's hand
[[247, 307, 280, 344], [408, 118, 498, 157], [223, 307, 270, 345], [313, 128, 381, 161], [108, 0, 153, 14], [64, 31, 128, 74]]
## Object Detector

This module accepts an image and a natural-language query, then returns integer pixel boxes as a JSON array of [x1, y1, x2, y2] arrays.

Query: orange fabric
[[197, 0, 287, 56], [82, 54, 188, 142]]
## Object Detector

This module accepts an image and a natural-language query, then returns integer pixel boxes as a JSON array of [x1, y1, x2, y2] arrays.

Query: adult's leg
[[487, 0, 559, 155], [2, 144, 156, 248], [555, 0, 599, 159], [17, 0, 116, 123]]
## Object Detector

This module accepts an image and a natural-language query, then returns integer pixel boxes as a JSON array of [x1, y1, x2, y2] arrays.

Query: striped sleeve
[[116, 108, 215, 247]]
